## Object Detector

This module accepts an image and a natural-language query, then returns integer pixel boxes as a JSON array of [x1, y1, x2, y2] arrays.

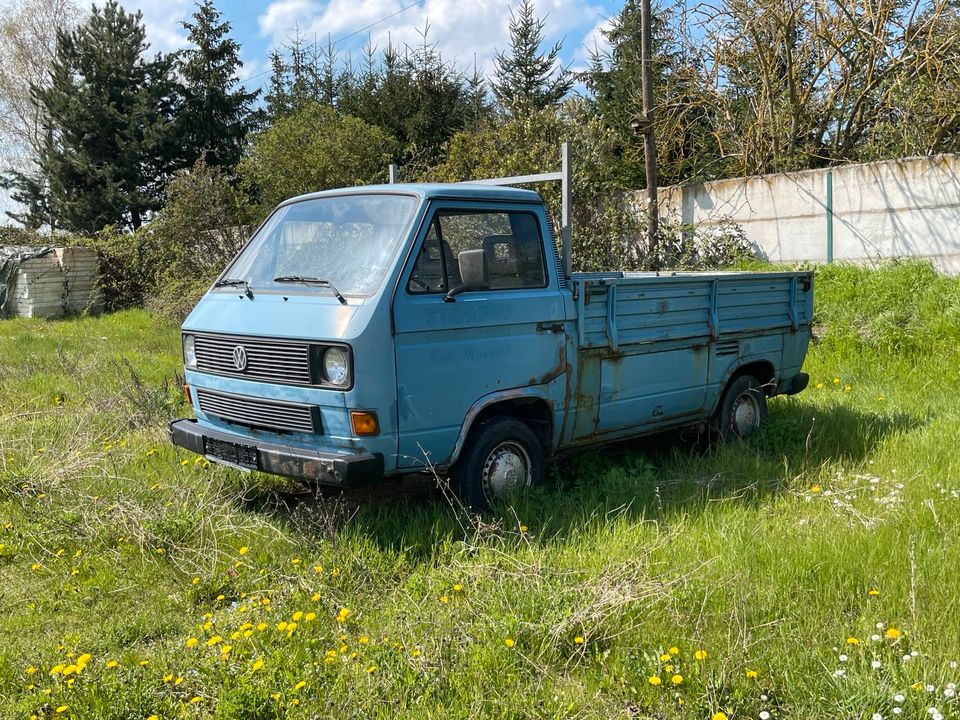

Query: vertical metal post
[[388, 163, 398, 184], [826, 169, 834, 263], [639, 0, 659, 257], [561, 141, 572, 278]]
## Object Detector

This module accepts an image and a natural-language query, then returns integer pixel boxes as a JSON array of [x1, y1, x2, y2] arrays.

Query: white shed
[[1, 246, 102, 319]]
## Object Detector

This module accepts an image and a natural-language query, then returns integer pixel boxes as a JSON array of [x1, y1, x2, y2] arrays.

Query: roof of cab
[[278, 182, 544, 207]]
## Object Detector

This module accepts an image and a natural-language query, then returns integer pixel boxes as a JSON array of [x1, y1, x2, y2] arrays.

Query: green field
[[2, 261, 960, 720]]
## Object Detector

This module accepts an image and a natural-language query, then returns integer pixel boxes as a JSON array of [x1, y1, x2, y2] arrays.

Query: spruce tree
[[491, 0, 572, 115], [4, 0, 182, 231], [179, 0, 257, 169]]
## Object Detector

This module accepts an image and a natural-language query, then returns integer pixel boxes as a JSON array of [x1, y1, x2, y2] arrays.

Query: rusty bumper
[[169, 419, 383, 487]]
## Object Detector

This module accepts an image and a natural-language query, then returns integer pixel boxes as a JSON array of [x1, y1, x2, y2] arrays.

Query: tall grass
[[1, 262, 959, 719]]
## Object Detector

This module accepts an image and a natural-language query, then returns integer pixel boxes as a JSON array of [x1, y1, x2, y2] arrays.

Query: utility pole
[[631, 0, 659, 259]]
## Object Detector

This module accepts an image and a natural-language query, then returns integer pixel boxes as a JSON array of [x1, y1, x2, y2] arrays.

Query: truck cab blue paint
[[170, 184, 813, 485]]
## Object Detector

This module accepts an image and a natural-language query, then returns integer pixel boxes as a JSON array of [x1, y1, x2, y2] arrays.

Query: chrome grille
[[196, 388, 319, 434], [194, 333, 312, 385]]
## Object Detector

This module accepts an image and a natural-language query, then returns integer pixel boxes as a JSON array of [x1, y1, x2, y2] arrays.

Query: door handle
[[536, 322, 565, 334]]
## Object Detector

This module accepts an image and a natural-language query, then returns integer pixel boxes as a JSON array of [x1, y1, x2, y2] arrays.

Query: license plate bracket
[[203, 437, 259, 469]]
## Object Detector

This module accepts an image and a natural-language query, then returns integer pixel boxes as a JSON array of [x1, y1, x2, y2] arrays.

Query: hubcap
[[732, 392, 759, 435], [481, 441, 532, 500]]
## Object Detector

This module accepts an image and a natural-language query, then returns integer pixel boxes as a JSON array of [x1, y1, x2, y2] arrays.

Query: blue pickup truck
[[170, 177, 812, 507]]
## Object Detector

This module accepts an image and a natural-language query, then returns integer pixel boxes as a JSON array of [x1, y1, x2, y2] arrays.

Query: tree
[[491, 0, 572, 115], [178, 0, 258, 169], [0, 0, 82, 172], [5, 1, 183, 231], [239, 102, 395, 212]]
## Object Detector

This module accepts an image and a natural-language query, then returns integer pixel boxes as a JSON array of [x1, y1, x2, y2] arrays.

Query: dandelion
[[206, 636, 222, 646], [366, 665, 377, 673], [191, 577, 199, 585], [239, 546, 249, 555], [668, 646, 679, 655], [146, 448, 157, 456], [812, 485, 822, 493], [336, 607, 351, 622], [256, 622, 267, 631], [106, 660, 118, 669], [833, 377, 840, 384], [147, 716, 158, 720], [251, 659, 264, 672], [945, 689, 956, 699], [277, 622, 288, 631], [311, 593, 321, 602], [694, 649, 708, 661], [314, 564, 323, 573], [660, 653, 671, 662], [648, 676, 662, 686], [138, 660, 149, 667], [55, 707, 68, 714], [671, 674, 683, 685], [574, 636, 585, 645], [439, 595, 448, 604], [886, 628, 902, 640], [292, 611, 303, 622], [293, 681, 306, 690], [504, 638, 515, 648], [847, 637, 861, 645], [189, 697, 201, 704], [26, 665, 37, 675], [453, 583, 463, 592], [746, 669, 759, 679], [359, 636, 369, 645], [163, 673, 173, 683], [713, 713, 728, 720], [869, 589, 880, 596], [291, 558, 301, 565]]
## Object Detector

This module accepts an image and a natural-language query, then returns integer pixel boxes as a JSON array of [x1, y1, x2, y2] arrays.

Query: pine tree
[[491, 0, 572, 115], [263, 50, 289, 122], [179, 0, 258, 169], [4, 0, 182, 231]]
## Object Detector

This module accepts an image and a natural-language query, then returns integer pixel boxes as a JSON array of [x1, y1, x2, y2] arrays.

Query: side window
[[407, 210, 546, 293]]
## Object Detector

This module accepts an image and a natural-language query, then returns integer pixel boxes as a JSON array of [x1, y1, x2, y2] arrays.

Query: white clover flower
[[926, 685, 936, 693], [877, 622, 886, 629], [895, 695, 905, 703], [834, 668, 847, 677], [903, 655, 912, 662], [872, 660, 882, 669], [933, 713, 943, 720], [872, 713, 883, 720], [892, 709, 902, 716], [911, 651, 920, 657], [759, 712, 770, 720], [872, 635, 882, 642], [761, 694, 769, 702], [947, 683, 956, 690], [944, 688, 956, 698], [951, 661, 958, 669], [839, 654, 849, 662], [928, 709, 937, 716]]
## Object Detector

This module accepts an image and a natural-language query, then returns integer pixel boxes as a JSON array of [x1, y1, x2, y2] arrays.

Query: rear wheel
[[713, 374, 768, 442], [451, 416, 545, 509]]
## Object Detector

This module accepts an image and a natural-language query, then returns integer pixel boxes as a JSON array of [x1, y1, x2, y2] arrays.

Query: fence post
[[388, 163, 398, 184], [561, 141, 572, 278], [826, 169, 834, 263]]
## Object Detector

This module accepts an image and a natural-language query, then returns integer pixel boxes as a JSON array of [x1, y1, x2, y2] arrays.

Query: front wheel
[[712, 374, 768, 442], [451, 416, 545, 509]]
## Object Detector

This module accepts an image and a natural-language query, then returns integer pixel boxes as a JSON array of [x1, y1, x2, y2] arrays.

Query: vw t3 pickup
[[170, 165, 812, 508]]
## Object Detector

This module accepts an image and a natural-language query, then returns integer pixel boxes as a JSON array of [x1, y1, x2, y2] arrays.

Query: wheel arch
[[446, 390, 554, 468], [708, 357, 777, 417]]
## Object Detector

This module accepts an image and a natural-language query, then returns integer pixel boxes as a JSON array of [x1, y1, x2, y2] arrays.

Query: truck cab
[[170, 183, 812, 507]]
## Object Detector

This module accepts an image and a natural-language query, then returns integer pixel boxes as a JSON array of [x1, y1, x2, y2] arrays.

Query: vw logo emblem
[[232, 345, 248, 371]]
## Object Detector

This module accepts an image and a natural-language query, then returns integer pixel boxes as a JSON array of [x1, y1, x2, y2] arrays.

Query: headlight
[[322, 347, 349, 386], [182, 334, 197, 369]]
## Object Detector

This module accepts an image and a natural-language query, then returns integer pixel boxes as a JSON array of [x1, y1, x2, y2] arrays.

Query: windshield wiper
[[273, 276, 347, 305], [214, 277, 254, 299]]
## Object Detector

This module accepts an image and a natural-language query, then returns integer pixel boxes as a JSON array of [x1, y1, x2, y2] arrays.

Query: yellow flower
[[271, 693, 281, 701], [694, 649, 707, 661], [185, 637, 198, 648], [139, 660, 149, 667], [163, 673, 173, 683], [668, 646, 679, 655], [191, 577, 199, 585], [261, 598, 270, 606], [453, 583, 463, 592], [359, 636, 369, 644], [314, 564, 323, 573], [833, 377, 840, 384], [811, 484, 822, 493], [665, 664, 673, 672], [62, 665, 77, 676], [239, 546, 249, 555], [147, 716, 158, 720], [256, 623, 267, 631], [331, 567, 340, 577], [220, 644, 232, 656], [885, 628, 902, 639], [55, 707, 68, 714], [367, 665, 377, 673], [292, 611, 303, 622], [106, 660, 118, 669], [206, 636, 222, 646], [648, 676, 662, 686], [305, 612, 316, 622], [671, 674, 683, 685], [286, 622, 297, 635], [293, 680, 306, 690], [336, 607, 351, 622], [868, 589, 880, 596], [189, 696, 201, 704], [574, 636, 585, 645], [712, 713, 728, 720], [440, 595, 449, 604], [846, 637, 860, 645], [277, 622, 288, 631], [251, 659, 264, 672], [291, 558, 301, 565], [746, 669, 758, 679], [504, 638, 515, 648], [519, 525, 528, 533], [815, 382, 824, 389], [660, 653, 671, 662], [311, 593, 321, 602], [26, 665, 37, 675], [912, 682, 924, 691], [50, 664, 64, 675]]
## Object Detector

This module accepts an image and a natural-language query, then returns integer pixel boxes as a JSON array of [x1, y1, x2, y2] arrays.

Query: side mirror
[[445, 249, 487, 301]]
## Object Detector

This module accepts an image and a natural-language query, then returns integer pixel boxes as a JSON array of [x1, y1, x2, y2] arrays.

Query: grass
[[2, 260, 960, 719]]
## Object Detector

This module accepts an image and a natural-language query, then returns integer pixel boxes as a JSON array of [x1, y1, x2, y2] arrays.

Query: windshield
[[221, 194, 418, 297]]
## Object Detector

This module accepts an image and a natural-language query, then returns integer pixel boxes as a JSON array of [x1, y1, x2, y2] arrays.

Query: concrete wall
[[651, 154, 960, 273]]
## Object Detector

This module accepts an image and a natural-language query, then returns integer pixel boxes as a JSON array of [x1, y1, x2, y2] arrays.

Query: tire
[[712, 374, 768, 442], [451, 416, 545, 509]]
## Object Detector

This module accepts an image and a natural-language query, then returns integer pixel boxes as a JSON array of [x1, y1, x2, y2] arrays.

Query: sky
[[122, 0, 625, 93]]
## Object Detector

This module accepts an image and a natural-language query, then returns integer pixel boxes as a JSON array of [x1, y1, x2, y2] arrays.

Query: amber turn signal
[[350, 411, 379, 436], [183, 384, 191, 405]]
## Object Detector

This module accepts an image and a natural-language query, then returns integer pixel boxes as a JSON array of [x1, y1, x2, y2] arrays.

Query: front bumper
[[169, 419, 383, 487]]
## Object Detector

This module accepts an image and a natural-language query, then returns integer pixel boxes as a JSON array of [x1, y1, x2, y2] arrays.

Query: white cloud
[[257, 0, 604, 78], [122, 0, 192, 54]]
